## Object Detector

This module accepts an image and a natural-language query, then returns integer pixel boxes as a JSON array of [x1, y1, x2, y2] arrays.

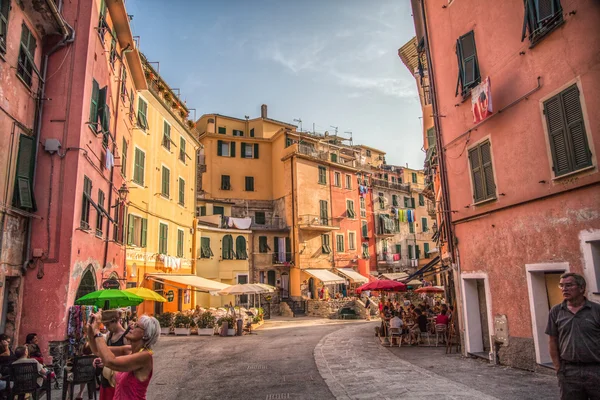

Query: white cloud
[[330, 70, 416, 99], [259, 38, 326, 74]]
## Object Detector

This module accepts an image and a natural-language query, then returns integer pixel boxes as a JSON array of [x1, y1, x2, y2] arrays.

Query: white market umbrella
[[217, 283, 274, 296]]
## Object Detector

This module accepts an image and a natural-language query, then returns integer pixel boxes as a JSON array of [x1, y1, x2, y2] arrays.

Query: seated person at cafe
[[436, 309, 450, 326], [388, 312, 404, 345], [0, 335, 13, 357], [25, 333, 44, 364], [409, 309, 429, 344], [12, 346, 52, 388]]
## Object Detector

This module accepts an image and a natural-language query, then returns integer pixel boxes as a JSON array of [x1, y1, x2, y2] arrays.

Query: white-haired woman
[[87, 312, 160, 400]]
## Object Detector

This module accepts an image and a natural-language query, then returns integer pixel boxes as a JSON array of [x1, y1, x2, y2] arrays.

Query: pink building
[[414, 0, 600, 370], [0, 1, 66, 344], [18, 0, 145, 366]]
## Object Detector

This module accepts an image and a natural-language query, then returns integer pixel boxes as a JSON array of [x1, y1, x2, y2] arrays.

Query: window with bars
[[17, 23, 36, 87], [162, 121, 171, 150], [178, 178, 185, 206], [177, 229, 184, 257], [318, 166, 327, 184], [455, 30, 480, 98], [161, 166, 170, 198], [321, 234, 331, 254], [200, 237, 213, 258], [133, 148, 145, 185], [159, 223, 168, 255], [468, 140, 496, 203]]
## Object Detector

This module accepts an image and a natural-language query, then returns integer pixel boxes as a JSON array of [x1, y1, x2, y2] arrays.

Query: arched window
[[236, 236, 247, 260], [75, 266, 97, 301], [222, 235, 234, 260]]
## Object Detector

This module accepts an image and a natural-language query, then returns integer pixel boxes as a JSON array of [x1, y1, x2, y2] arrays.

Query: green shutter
[[457, 30, 480, 95], [404, 197, 409, 208], [480, 142, 496, 199], [273, 236, 279, 254], [422, 218, 428, 232], [13, 134, 35, 209], [127, 214, 134, 245], [319, 200, 328, 224], [230, 142, 236, 157], [408, 245, 413, 259], [161, 167, 170, 197], [254, 143, 259, 159], [427, 127, 436, 148], [97, 86, 107, 129], [285, 237, 291, 261], [141, 218, 147, 247], [241, 143, 246, 158], [411, 198, 415, 208], [121, 138, 127, 177], [217, 140, 223, 156], [250, 128, 254, 137], [178, 178, 185, 205], [424, 243, 430, 257], [409, 222, 414, 233], [159, 223, 168, 254], [259, 236, 267, 253], [89, 79, 99, 128], [396, 244, 401, 254], [362, 221, 368, 238], [416, 245, 421, 259], [177, 230, 184, 257], [469, 146, 485, 202], [419, 194, 424, 206], [222, 235, 232, 259], [236, 236, 247, 259]]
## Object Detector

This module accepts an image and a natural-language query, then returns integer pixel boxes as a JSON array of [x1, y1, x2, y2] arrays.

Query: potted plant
[[217, 315, 236, 336], [173, 312, 192, 336], [197, 311, 216, 336], [156, 312, 173, 335], [179, 109, 186, 119], [156, 82, 165, 93], [189, 317, 197, 335], [187, 120, 195, 130], [163, 92, 172, 102]]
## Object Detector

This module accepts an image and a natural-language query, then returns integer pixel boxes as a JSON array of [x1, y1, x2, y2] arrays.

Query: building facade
[[415, 0, 600, 370]]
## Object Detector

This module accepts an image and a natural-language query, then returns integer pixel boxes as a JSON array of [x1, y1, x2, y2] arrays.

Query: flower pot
[[174, 327, 191, 336], [198, 328, 214, 336], [160, 327, 170, 335], [227, 328, 235, 336]]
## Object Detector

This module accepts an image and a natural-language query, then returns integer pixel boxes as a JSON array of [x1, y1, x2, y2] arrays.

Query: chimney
[[261, 104, 267, 119]]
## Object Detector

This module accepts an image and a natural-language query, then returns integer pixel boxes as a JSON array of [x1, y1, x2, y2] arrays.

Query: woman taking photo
[[87, 311, 160, 400]]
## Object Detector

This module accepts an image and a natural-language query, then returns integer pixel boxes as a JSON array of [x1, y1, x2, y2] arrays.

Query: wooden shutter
[[254, 143, 259, 159], [97, 86, 107, 127], [416, 245, 421, 259], [241, 143, 246, 158], [459, 31, 479, 88], [217, 140, 223, 156], [562, 85, 592, 171], [536, 0, 556, 22], [250, 128, 254, 137], [141, 218, 147, 247], [14, 134, 35, 208], [177, 230, 184, 257], [273, 236, 279, 256], [404, 197, 409, 208], [408, 245, 413, 259], [362, 222, 368, 238], [285, 237, 291, 261], [222, 235, 231, 259], [162, 167, 170, 196], [230, 142, 236, 157], [480, 142, 496, 198], [121, 138, 127, 177], [469, 146, 485, 202], [319, 200, 328, 223], [179, 178, 185, 205], [422, 218, 428, 231], [424, 243, 430, 256], [90, 80, 99, 127], [411, 198, 415, 208]]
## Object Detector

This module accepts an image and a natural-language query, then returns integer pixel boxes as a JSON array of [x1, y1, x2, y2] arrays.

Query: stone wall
[[497, 336, 538, 372], [279, 302, 293, 317], [306, 299, 361, 319]]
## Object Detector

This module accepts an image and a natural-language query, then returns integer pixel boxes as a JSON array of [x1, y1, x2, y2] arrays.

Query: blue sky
[[126, 0, 424, 168]]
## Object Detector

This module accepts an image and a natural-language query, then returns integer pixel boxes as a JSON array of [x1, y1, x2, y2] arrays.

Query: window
[[177, 229, 184, 257], [346, 200, 355, 218], [422, 217, 428, 232], [321, 234, 331, 254], [133, 148, 145, 185], [468, 140, 496, 203], [121, 139, 128, 177], [96, 190, 105, 237], [232, 129, 244, 137], [404, 196, 415, 208], [336, 234, 345, 252], [213, 206, 224, 216], [384, 173, 388, 181], [109, 28, 117, 68], [81, 176, 93, 229], [378, 194, 385, 210], [255, 211, 265, 225], [319, 200, 328, 225], [391, 177, 396, 183], [89, 80, 100, 132], [362, 220, 368, 238], [318, 166, 327, 184], [267, 270, 276, 286], [330, 153, 338, 163], [161, 166, 170, 197], [241, 143, 259, 159], [409, 222, 414, 234], [366, 150, 371, 157], [419, 194, 425, 206], [258, 236, 270, 253], [427, 127, 436, 148], [162, 121, 171, 150], [159, 223, 168, 254], [218, 126, 226, 134], [179, 137, 186, 162], [345, 175, 352, 189], [245, 176, 254, 191], [120, 68, 128, 100], [392, 195, 399, 207], [348, 232, 356, 250], [412, 173, 417, 183], [137, 98, 149, 131], [13, 134, 36, 209], [362, 243, 370, 259], [522, 0, 564, 46], [200, 237, 213, 258], [0, 0, 9, 53], [222, 234, 234, 259], [217, 140, 235, 157], [360, 197, 366, 218], [544, 84, 592, 177], [408, 245, 414, 259], [17, 23, 36, 87], [334, 172, 341, 187], [236, 236, 247, 259], [250, 128, 255, 137], [424, 243, 430, 258], [127, 214, 148, 247], [178, 178, 185, 206], [395, 244, 401, 255], [221, 175, 231, 190], [128, 89, 135, 123], [455, 30, 480, 98], [199, 206, 206, 216]]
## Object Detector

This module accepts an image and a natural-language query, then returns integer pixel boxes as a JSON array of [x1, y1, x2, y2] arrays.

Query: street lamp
[[117, 183, 129, 203]]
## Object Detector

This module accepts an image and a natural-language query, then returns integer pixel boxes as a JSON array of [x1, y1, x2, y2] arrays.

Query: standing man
[[546, 273, 600, 400]]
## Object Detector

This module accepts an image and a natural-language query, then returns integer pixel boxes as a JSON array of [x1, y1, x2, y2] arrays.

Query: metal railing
[[249, 216, 288, 230], [371, 179, 411, 192], [298, 214, 340, 228], [297, 145, 357, 168]]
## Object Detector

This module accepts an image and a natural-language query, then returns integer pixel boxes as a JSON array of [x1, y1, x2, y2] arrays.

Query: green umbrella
[[75, 289, 144, 309]]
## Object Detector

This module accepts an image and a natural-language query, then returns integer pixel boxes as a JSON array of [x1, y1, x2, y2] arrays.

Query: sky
[[126, 0, 424, 168]]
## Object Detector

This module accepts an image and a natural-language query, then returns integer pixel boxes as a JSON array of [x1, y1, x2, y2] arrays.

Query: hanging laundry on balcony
[[105, 148, 114, 170], [278, 237, 286, 263], [393, 254, 401, 261], [359, 185, 368, 196], [471, 76, 493, 123], [229, 217, 252, 230]]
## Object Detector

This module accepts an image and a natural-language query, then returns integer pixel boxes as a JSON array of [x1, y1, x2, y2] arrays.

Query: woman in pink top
[[87, 312, 160, 400]]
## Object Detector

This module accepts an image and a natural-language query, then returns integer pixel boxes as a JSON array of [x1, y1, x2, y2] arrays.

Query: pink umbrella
[[414, 286, 445, 294], [356, 280, 407, 294]]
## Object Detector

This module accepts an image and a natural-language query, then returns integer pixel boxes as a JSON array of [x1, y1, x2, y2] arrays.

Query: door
[[462, 277, 491, 357], [153, 282, 164, 315], [280, 273, 289, 299], [308, 278, 315, 300]]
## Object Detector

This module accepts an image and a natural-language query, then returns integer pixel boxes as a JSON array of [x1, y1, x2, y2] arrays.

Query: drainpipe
[[23, 4, 75, 274], [290, 155, 297, 299]]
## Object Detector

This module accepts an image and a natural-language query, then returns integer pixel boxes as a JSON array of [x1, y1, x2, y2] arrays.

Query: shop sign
[[102, 279, 120, 289], [166, 290, 175, 302]]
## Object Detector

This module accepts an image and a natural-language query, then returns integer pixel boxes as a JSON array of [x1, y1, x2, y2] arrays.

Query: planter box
[[197, 328, 214, 336], [160, 327, 171, 335], [227, 328, 235, 336], [174, 327, 191, 336]]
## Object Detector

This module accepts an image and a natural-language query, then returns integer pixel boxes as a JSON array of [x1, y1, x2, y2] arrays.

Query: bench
[[339, 308, 359, 320]]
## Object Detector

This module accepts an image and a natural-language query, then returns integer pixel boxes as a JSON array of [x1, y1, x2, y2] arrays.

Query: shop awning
[[146, 274, 230, 292], [304, 269, 346, 285], [404, 256, 441, 282], [380, 272, 409, 281], [336, 268, 368, 284]]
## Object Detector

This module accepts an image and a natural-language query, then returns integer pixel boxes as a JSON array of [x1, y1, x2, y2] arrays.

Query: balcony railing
[[427, 200, 436, 217], [297, 144, 357, 168], [298, 214, 340, 230], [250, 216, 288, 231], [372, 179, 411, 192]]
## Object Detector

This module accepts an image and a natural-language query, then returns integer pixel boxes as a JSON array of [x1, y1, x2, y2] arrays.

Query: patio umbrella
[[414, 286, 445, 294], [75, 289, 144, 309], [253, 283, 276, 292], [124, 287, 167, 302], [355, 280, 407, 294], [217, 284, 274, 296]]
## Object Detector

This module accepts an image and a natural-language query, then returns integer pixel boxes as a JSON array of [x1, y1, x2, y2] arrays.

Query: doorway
[[461, 274, 492, 358], [308, 278, 315, 300], [526, 262, 568, 366], [280, 272, 289, 299], [75, 266, 97, 301]]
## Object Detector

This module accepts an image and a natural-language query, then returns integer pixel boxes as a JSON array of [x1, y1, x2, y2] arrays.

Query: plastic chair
[[419, 330, 432, 346], [62, 356, 97, 400], [8, 362, 52, 400], [435, 324, 448, 347], [389, 328, 403, 347]]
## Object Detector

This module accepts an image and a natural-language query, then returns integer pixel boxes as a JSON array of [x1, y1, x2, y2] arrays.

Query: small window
[[137, 98, 149, 131], [199, 206, 206, 216], [158, 223, 168, 255], [348, 232, 356, 250], [412, 173, 417, 183], [409, 222, 414, 234], [177, 229, 184, 258], [321, 234, 331, 254], [245, 176, 254, 191], [345, 175, 352, 189], [218, 126, 226, 134], [544, 84, 592, 177], [318, 166, 327, 184], [162, 120, 171, 150], [258, 236, 270, 253], [366, 150, 371, 157], [178, 178, 185, 206], [361, 220, 368, 238], [161, 166, 170, 198], [522, 0, 564, 46], [360, 197, 366, 218], [200, 237, 214, 258], [217, 140, 235, 157], [468, 140, 496, 203], [419, 194, 425, 206], [127, 215, 147, 247], [330, 153, 338, 163], [221, 175, 231, 190], [336, 234, 345, 252], [395, 244, 401, 255], [17, 23, 36, 87], [250, 128, 255, 137], [232, 129, 244, 137], [346, 200, 355, 218], [422, 217, 428, 232], [133, 148, 145, 186], [334, 172, 341, 187], [255, 211, 266, 225], [241, 143, 259, 159], [213, 206, 224, 216], [267, 270, 276, 286], [455, 30, 481, 98]]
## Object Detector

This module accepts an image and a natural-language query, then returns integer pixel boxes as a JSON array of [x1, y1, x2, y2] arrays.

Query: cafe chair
[[8, 362, 52, 400], [62, 355, 97, 400], [435, 324, 448, 347]]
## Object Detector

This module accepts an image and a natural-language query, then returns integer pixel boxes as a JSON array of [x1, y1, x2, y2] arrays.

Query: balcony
[[377, 253, 401, 265], [296, 145, 357, 169], [372, 179, 411, 192], [298, 215, 340, 231], [427, 200, 436, 218], [250, 216, 289, 231]]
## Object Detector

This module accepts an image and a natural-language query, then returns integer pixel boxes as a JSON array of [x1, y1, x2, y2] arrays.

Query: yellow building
[[124, 56, 200, 315]]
